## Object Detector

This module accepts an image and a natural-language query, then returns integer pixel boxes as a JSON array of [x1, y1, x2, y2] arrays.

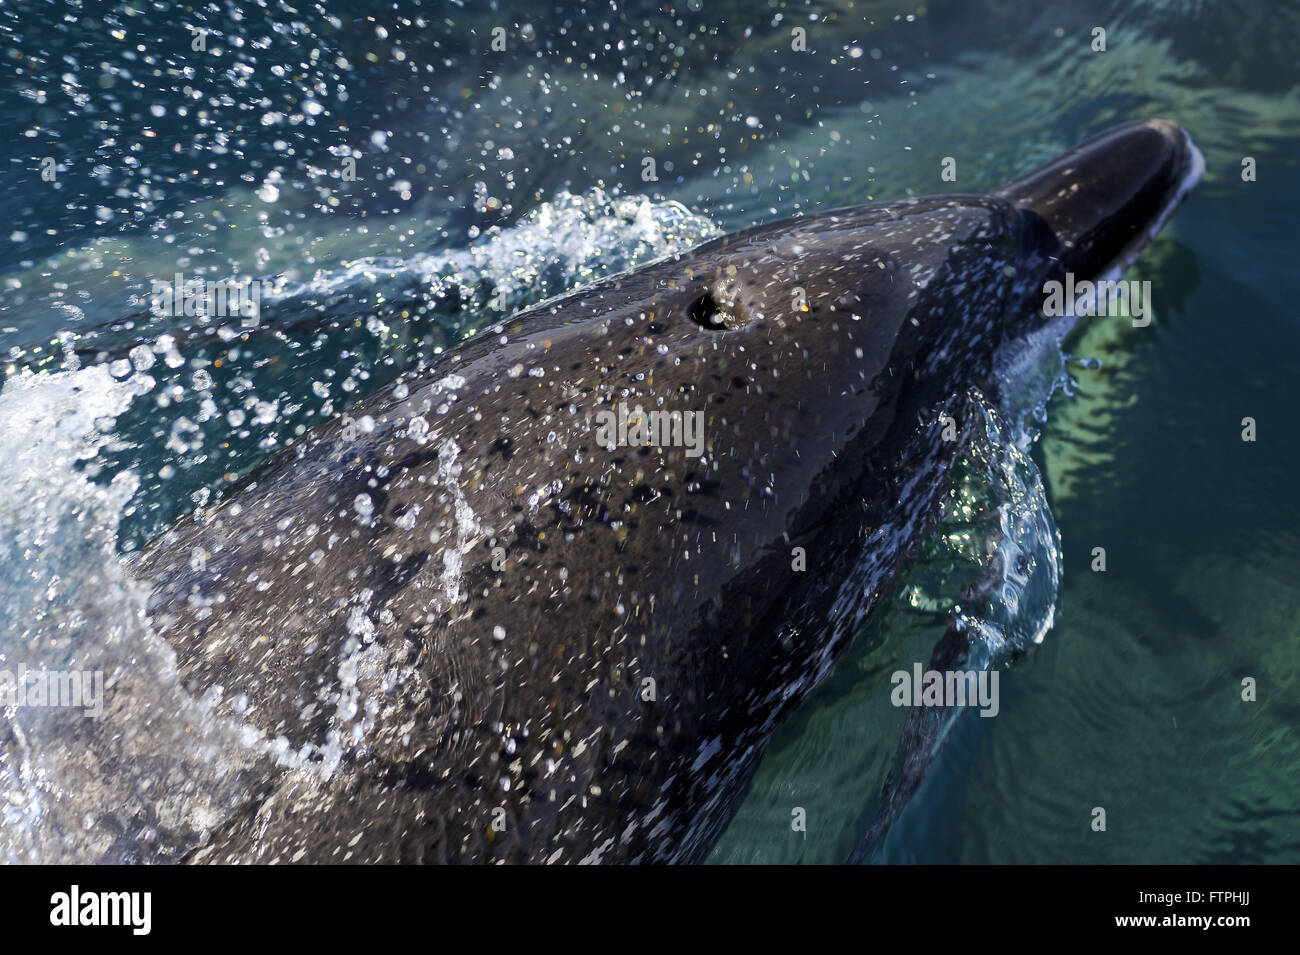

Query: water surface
[[1, 0, 1296, 863]]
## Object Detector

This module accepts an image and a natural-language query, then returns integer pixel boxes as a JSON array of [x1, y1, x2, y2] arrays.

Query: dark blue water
[[1, 0, 1296, 863]]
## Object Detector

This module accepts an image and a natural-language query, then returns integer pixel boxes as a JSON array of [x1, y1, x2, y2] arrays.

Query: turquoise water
[[1, 0, 1297, 862]]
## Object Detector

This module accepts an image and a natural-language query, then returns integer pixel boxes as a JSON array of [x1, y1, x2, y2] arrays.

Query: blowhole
[[688, 286, 747, 330]]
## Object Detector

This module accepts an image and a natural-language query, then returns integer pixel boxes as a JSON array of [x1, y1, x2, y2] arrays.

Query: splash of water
[[849, 339, 1069, 861], [0, 190, 719, 863], [0, 366, 269, 862]]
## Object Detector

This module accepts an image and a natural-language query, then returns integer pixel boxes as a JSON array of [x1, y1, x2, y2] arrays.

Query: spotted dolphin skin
[[134, 119, 1202, 863]]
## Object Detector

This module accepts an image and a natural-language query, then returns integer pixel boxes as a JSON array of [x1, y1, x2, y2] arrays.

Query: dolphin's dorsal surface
[[134, 120, 1201, 863]]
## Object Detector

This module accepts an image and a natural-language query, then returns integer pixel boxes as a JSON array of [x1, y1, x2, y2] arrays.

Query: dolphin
[[131, 119, 1203, 863]]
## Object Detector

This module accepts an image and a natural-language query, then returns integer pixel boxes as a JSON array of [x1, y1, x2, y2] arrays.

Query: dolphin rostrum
[[132, 119, 1202, 863]]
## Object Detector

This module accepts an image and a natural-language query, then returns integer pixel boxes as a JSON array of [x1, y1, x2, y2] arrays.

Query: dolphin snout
[[994, 118, 1203, 280]]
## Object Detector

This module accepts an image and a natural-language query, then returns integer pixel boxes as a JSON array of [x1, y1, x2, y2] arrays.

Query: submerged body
[[133, 120, 1201, 863]]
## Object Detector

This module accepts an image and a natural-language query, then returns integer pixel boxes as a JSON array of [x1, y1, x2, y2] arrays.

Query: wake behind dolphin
[[115, 120, 1203, 863]]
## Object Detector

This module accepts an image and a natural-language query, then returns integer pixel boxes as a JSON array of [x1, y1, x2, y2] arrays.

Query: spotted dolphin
[[133, 119, 1202, 863]]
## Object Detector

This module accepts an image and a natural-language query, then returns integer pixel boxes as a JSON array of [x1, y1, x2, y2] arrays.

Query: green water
[[1, 0, 1296, 863]]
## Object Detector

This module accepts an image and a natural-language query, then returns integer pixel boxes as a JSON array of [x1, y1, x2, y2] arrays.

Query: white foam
[[263, 188, 719, 314]]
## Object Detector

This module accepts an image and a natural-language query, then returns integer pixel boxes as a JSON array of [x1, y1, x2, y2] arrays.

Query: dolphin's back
[[137, 193, 1041, 862]]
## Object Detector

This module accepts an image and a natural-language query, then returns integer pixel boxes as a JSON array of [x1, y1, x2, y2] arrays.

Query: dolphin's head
[[994, 118, 1204, 285], [979, 118, 1203, 402], [597, 121, 1203, 429], [413, 120, 1204, 694]]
